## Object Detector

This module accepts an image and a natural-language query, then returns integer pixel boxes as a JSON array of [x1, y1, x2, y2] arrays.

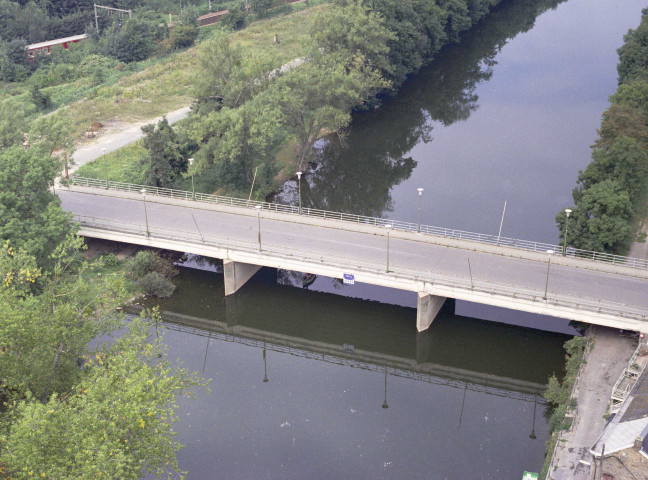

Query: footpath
[[70, 105, 191, 173], [548, 327, 637, 480]]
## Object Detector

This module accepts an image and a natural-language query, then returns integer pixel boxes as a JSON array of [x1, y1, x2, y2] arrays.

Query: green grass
[[76, 142, 148, 184]]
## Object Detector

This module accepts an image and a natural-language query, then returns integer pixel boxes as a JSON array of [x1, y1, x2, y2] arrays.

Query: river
[[142, 0, 646, 478]]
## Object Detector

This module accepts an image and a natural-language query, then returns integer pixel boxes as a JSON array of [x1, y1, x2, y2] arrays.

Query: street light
[[102, 148, 108, 188], [563, 208, 572, 256], [263, 343, 269, 383], [382, 367, 389, 409], [529, 395, 537, 439], [141, 188, 150, 236], [385, 224, 392, 272], [417, 188, 424, 233], [543, 250, 554, 300], [255, 205, 262, 251], [188, 157, 195, 200], [296, 171, 302, 215]]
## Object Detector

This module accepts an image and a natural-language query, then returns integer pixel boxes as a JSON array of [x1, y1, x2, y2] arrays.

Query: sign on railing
[[68, 176, 648, 271]]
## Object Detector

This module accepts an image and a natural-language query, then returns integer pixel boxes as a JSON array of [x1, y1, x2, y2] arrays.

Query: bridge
[[60, 177, 648, 333]]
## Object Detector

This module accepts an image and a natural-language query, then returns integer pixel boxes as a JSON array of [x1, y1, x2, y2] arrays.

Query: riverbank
[[546, 327, 638, 480]]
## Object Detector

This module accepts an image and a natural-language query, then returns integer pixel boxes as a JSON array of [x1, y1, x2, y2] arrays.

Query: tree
[[250, 0, 274, 18], [170, 24, 199, 49], [578, 137, 648, 200], [103, 17, 155, 63], [0, 99, 28, 150], [617, 8, 648, 85], [222, 2, 247, 31], [29, 111, 76, 179], [194, 31, 277, 112], [141, 117, 186, 188], [594, 103, 648, 150], [0, 146, 73, 266], [268, 53, 388, 166], [29, 84, 52, 111]]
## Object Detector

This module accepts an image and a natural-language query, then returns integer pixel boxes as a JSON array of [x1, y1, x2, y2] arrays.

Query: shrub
[[138, 271, 176, 297], [130, 251, 159, 278], [102, 253, 120, 267], [170, 25, 199, 49]]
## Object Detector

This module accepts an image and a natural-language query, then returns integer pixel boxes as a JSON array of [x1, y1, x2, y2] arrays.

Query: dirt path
[[70, 105, 191, 173]]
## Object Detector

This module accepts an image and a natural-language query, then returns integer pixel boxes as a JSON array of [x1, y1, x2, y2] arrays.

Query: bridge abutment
[[223, 260, 262, 296], [417, 293, 447, 332]]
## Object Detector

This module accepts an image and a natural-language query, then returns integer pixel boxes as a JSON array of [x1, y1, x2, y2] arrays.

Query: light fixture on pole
[[296, 171, 302, 215], [188, 157, 195, 200], [263, 343, 269, 383], [563, 208, 572, 256], [417, 188, 424, 233], [255, 205, 262, 251], [102, 148, 108, 188], [141, 188, 150, 236], [385, 224, 392, 272], [382, 366, 389, 409], [543, 250, 554, 300]]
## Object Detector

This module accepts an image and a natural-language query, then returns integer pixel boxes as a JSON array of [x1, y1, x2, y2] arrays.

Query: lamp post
[[102, 148, 108, 188], [385, 224, 392, 272], [263, 343, 269, 383], [296, 171, 302, 215], [382, 367, 389, 409], [188, 157, 195, 200], [255, 205, 262, 251], [543, 250, 554, 300], [563, 208, 572, 256], [141, 189, 150, 236], [417, 188, 424, 233], [529, 396, 537, 439]]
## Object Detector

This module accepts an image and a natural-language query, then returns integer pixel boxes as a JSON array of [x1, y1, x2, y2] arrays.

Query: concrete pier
[[223, 260, 262, 296], [416, 292, 447, 332]]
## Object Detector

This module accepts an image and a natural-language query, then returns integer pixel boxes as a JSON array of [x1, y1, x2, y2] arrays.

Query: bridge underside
[[78, 227, 648, 334]]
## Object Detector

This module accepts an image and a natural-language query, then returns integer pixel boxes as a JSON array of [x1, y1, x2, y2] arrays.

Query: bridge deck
[[59, 186, 648, 332]]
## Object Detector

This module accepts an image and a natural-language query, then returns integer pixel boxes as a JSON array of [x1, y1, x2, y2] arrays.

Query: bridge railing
[[74, 214, 648, 323], [68, 176, 648, 271]]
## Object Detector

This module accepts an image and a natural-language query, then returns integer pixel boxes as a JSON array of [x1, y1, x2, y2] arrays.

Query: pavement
[[548, 327, 638, 480], [70, 105, 191, 173]]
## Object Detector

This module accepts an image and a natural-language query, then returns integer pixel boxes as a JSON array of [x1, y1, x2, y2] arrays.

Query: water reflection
[[271, 0, 568, 219]]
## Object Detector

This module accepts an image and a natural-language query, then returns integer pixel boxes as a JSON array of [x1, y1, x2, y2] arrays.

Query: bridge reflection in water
[[137, 265, 570, 404]]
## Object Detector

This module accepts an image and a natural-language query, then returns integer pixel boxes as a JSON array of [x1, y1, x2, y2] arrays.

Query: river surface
[[143, 0, 646, 478]]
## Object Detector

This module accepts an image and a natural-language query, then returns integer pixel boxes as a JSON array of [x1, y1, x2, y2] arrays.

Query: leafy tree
[[617, 8, 648, 85], [250, 0, 274, 18], [29, 111, 76, 178], [222, 2, 247, 31], [609, 79, 648, 116], [194, 31, 277, 112], [103, 17, 156, 63], [0, 146, 73, 266], [313, 0, 395, 77], [141, 117, 186, 187], [579, 137, 648, 199], [594, 104, 648, 150], [0, 100, 29, 150], [29, 84, 52, 111], [268, 53, 388, 166], [170, 24, 199, 49]]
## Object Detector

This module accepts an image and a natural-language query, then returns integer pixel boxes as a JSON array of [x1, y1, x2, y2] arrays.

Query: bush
[[170, 25, 199, 49], [138, 271, 176, 297], [30, 85, 52, 111], [102, 253, 120, 267], [130, 251, 159, 278]]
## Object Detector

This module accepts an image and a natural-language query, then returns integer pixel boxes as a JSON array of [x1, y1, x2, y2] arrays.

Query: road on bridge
[[58, 188, 648, 319]]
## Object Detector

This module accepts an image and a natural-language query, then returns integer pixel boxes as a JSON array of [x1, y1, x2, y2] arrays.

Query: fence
[[69, 176, 648, 271]]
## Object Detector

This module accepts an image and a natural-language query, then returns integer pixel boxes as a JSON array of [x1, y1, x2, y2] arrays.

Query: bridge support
[[223, 260, 261, 296], [417, 292, 447, 332]]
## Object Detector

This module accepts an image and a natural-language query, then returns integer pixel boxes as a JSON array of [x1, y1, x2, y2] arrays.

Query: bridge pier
[[417, 292, 447, 332], [223, 260, 262, 296]]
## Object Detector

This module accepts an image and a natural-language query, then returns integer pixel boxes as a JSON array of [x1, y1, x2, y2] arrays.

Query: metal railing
[[68, 176, 648, 271], [74, 214, 648, 323]]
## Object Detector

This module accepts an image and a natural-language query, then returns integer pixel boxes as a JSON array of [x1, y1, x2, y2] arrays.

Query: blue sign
[[343, 273, 355, 285]]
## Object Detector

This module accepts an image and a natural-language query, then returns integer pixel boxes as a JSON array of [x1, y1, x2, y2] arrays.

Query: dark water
[[143, 0, 646, 477]]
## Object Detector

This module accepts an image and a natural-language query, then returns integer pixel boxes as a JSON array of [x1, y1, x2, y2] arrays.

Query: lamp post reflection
[[263, 343, 269, 383], [382, 366, 389, 409]]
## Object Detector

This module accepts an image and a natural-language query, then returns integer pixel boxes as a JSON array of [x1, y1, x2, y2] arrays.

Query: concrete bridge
[[59, 178, 648, 333]]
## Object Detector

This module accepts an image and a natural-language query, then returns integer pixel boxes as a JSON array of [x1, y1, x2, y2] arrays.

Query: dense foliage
[[558, 8, 648, 253]]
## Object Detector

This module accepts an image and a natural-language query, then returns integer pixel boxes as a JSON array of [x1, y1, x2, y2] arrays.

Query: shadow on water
[[141, 265, 570, 390], [270, 0, 567, 218]]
